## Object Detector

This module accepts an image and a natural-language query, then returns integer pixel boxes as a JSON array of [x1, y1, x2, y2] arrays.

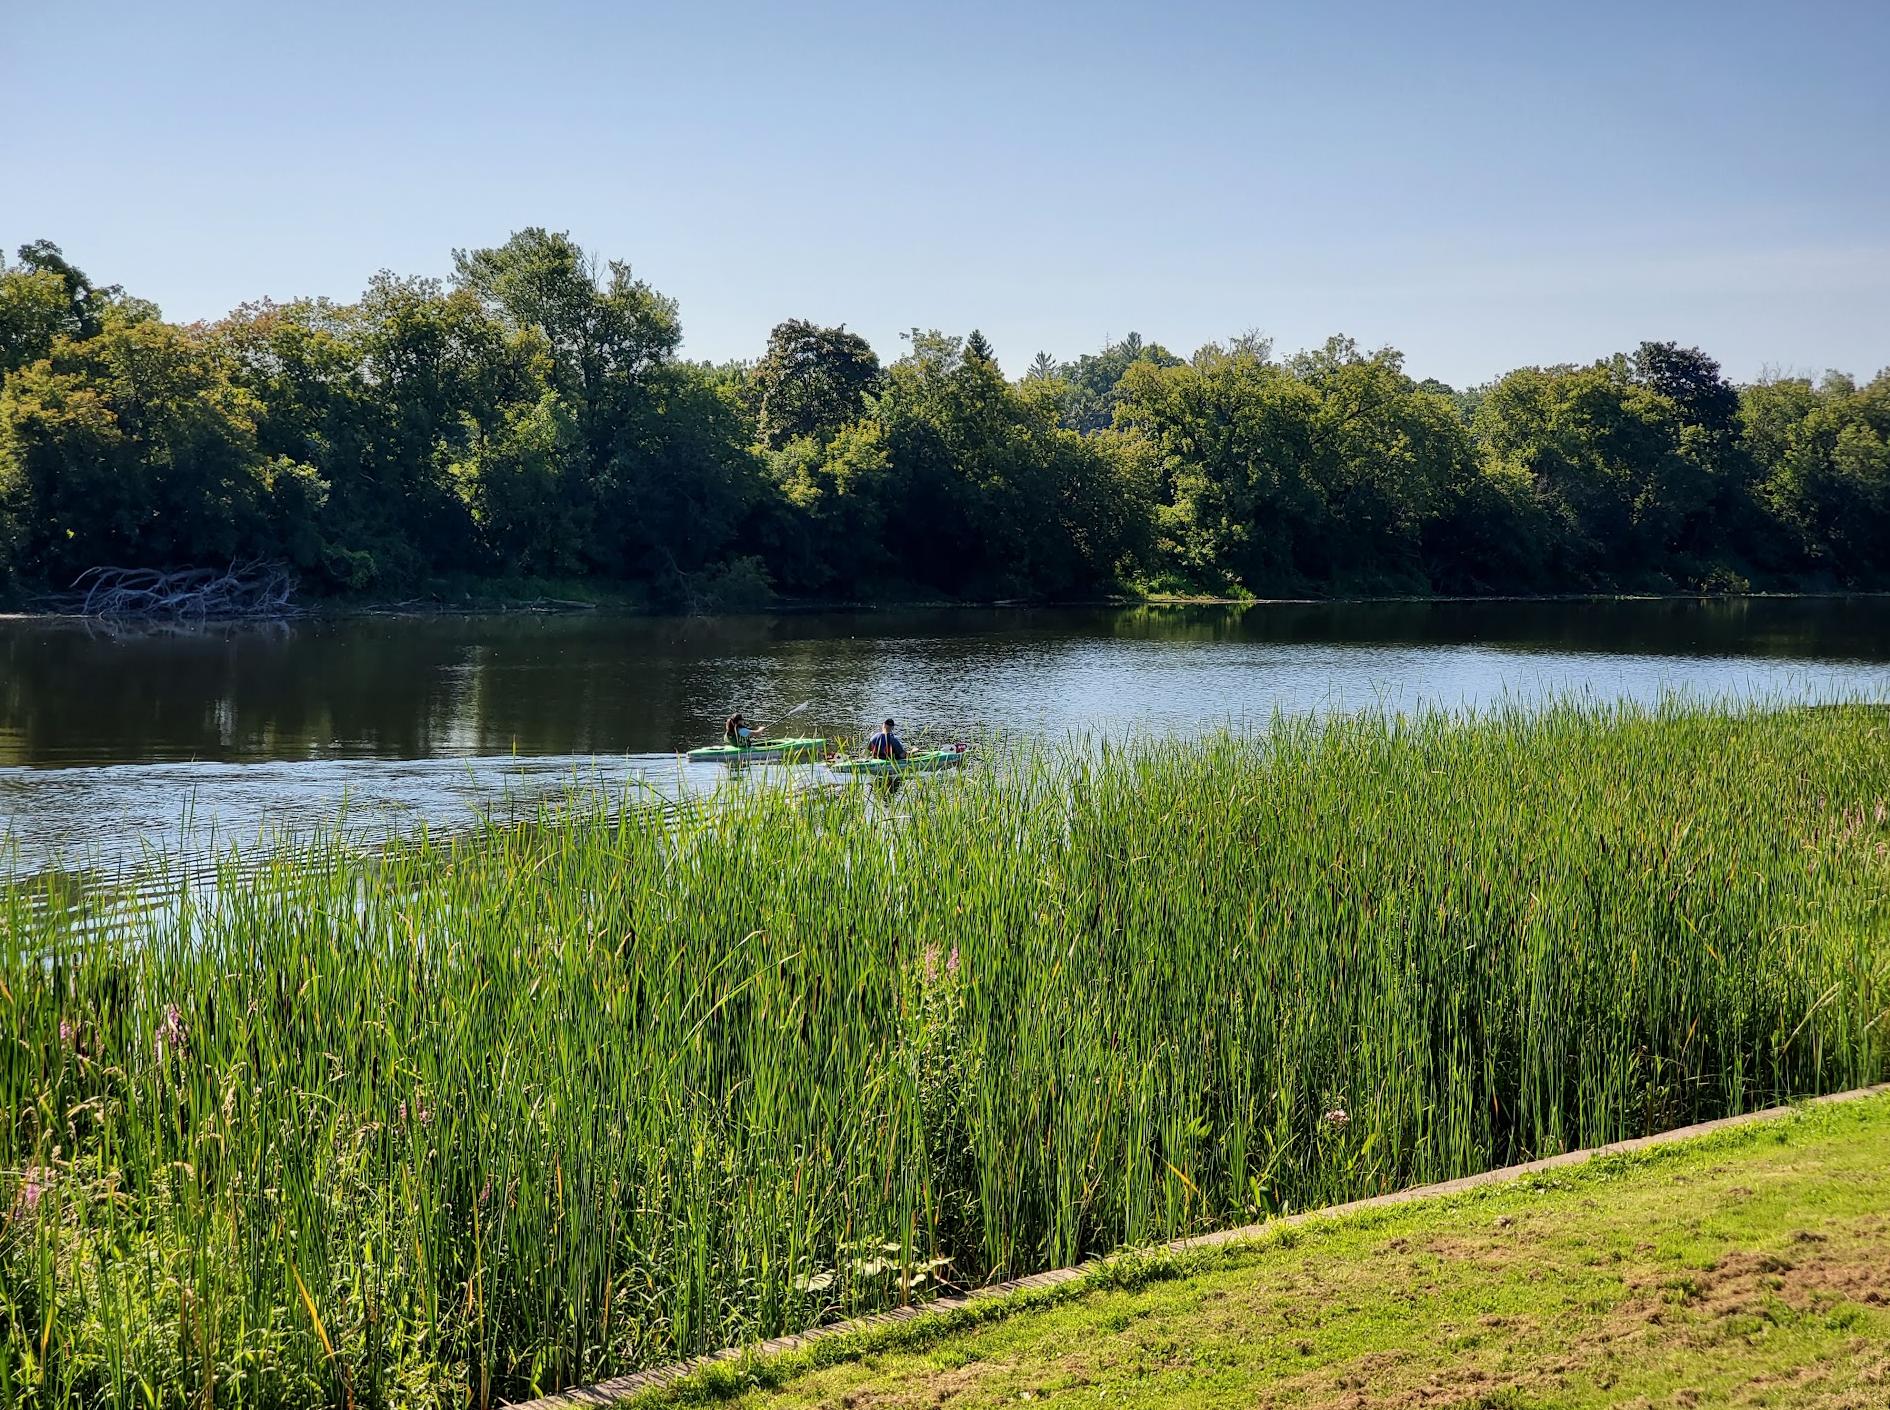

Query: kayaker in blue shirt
[[867, 718, 907, 761], [725, 712, 755, 746]]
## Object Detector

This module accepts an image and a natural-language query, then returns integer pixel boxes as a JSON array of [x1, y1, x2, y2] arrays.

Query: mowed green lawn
[[642, 1094, 1890, 1410]]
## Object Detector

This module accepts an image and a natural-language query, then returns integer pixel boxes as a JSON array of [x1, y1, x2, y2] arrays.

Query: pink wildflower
[[19, 1167, 49, 1213], [154, 1003, 189, 1061], [1324, 1108, 1349, 1130], [58, 1018, 76, 1047], [946, 944, 960, 977]]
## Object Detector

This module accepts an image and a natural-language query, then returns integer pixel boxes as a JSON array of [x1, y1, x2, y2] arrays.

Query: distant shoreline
[[3, 586, 1887, 626]]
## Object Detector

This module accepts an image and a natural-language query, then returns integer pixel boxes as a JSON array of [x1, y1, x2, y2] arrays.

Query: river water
[[4, 598, 1889, 875]]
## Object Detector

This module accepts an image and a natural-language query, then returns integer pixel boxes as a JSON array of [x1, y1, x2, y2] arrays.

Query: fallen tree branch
[[53, 561, 300, 619]]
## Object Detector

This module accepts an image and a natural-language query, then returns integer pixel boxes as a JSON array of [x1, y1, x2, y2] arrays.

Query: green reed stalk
[[3, 700, 1887, 1407]]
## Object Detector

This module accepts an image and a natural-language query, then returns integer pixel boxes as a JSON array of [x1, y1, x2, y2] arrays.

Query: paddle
[[751, 700, 812, 737]]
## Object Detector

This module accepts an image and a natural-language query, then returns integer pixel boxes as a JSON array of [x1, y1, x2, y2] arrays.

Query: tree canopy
[[2, 235, 1886, 606]]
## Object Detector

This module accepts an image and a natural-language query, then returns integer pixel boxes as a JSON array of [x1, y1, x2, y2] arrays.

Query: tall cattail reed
[[3, 701, 1887, 1407]]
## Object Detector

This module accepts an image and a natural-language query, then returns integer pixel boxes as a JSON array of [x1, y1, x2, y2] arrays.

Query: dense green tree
[[1057, 332, 1183, 432], [0, 263, 70, 378], [12, 241, 142, 339], [451, 390, 587, 576], [748, 319, 880, 450], [2, 229, 1886, 603], [1746, 372, 1890, 581], [1, 242, 156, 377], [1416, 376, 1489, 427], [216, 280, 539, 587], [452, 228, 678, 464], [1423, 458, 1556, 594], [597, 360, 760, 587], [1114, 336, 1477, 593], [1473, 361, 1713, 585], [216, 297, 387, 584], [1289, 338, 1467, 585], [874, 329, 1146, 596], [752, 419, 895, 594], [1631, 341, 1777, 577], [450, 230, 756, 591], [1632, 341, 1740, 433], [13, 241, 109, 340], [0, 320, 316, 582], [1114, 342, 1322, 590]]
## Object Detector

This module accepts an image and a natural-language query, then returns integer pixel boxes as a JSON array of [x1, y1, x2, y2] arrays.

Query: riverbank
[[5, 702, 1888, 1408], [615, 1090, 1890, 1410], [4, 575, 1888, 622]]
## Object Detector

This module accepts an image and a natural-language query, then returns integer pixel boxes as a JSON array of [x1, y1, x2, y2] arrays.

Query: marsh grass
[[3, 701, 1888, 1407]]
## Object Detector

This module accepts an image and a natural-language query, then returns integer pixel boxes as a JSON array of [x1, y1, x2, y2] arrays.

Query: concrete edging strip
[[506, 1082, 1890, 1409]]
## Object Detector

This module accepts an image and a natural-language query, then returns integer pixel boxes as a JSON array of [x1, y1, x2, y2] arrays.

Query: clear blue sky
[[6, 0, 1886, 385]]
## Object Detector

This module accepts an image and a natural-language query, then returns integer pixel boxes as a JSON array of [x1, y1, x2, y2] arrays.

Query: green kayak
[[685, 736, 827, 763], [829, 747, 967, 776]]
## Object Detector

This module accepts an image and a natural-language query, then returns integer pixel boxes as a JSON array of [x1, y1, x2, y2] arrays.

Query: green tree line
[[2, 231, 1885, 605]]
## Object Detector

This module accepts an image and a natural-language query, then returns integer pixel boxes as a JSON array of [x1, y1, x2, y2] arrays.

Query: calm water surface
[[5, 599, 1889, 873]]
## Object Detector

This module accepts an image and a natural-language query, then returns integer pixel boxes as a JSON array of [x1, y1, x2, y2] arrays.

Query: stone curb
[[506, 1082, 1890, 1409]]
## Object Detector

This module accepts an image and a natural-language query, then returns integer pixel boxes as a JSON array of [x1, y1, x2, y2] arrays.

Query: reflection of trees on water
[[1104, 597, 1890, 658], [2, 601, 1890, 771], [64, 616, 298, 646], [0, 612, 928, 767], [0, 619, 474, 765]]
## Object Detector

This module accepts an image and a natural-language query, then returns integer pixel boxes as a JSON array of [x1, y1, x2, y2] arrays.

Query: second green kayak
[[685, 736, 827, 763], [829, 747, 967, 776]]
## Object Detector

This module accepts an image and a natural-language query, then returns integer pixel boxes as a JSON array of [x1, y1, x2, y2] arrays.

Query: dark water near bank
[[5, 598, 1890, 873]]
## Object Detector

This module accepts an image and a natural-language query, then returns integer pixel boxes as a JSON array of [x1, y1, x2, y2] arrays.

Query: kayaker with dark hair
[[867, 718, 906, 761], [725, 712, 754, 746]]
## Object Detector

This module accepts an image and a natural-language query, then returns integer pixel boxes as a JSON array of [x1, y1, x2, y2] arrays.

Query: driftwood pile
[[59, 562, 299, 619]]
